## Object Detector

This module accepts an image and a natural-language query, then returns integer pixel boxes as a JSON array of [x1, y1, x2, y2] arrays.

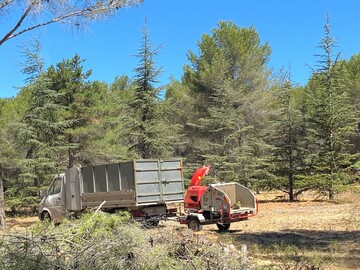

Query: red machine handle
[[189, 165, 210, 186]]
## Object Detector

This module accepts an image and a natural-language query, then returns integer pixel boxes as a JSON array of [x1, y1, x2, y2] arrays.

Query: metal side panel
[[134, 159, 184, 205], [201, 186, 227, 212], [82, 191, 136, 208], [134, 160, 162, 204], [119, 161, 135, 190], [78, 159, 184, 206], [81, 166, 94, 193], [65, 167, 82, 211], [94, 165, 107, 192], [81, 162, 136, 194], [106, 163, 120, 191], [160, 160, 184, 202]]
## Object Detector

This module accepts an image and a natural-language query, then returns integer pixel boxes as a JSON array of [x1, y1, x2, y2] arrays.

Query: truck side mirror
[[39, 189, 48, 197]]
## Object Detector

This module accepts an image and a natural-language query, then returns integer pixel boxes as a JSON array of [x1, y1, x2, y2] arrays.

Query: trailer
[[179, 166, 257, 231], [38, 159, 184, 224]]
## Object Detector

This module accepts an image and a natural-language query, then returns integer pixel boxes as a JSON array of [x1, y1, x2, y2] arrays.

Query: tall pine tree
[[183, 21, 273, 186], [305, 18, 355, 201], [9, 43, 69, 209], [128, 23, 177, 158], [47, 54, 92, 168], [271, 72, 308, 200]]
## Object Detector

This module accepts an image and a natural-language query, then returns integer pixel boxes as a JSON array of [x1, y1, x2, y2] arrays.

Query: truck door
[[46, 176, 66, 223], [160, 160, 184, 202]]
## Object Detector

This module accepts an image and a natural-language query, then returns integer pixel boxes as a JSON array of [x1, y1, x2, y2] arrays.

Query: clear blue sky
[[1, 0, 360, 98]]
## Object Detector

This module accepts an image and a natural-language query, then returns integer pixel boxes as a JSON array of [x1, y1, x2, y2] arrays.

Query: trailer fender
[[187, 213, 206, 223]]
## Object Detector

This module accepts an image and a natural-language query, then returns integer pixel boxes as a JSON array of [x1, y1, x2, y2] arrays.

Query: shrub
[[0, 213, 252, 269]]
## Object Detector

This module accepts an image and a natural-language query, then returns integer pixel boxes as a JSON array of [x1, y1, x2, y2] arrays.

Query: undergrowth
[[0, 212, 251, 270]]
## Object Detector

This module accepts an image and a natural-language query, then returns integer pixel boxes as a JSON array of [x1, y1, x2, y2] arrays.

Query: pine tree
[[183, 21, 273, 186], [8, 43, 69, 209], [0, 93, 30, 222], [305, 18, 356, 201], [10, 75, 68, 208], [271, 73, 308, 200], [81, 78, 136, 164], [47, 54, 92, 168], [345, 54, 360, 155], [128, 23, 177, 159]]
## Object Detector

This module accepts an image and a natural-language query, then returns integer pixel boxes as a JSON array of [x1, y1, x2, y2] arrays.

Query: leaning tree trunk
[[0, 165, 6, 230]]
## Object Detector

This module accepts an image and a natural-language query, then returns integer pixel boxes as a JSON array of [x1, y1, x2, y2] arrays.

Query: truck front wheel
[[188, 218, 201, 231], [216, 223, 230, 232], [41, 211, 52, 223]]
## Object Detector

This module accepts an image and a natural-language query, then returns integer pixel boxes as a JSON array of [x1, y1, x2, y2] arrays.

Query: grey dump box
[[68, 159, 184, 211], [39, 159, 184, 223]]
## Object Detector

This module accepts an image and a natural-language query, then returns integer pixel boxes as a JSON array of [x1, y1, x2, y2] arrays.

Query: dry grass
[[1, 188, 359, 269], [0, 216, 38, 234], [201, 190, 360, 270]]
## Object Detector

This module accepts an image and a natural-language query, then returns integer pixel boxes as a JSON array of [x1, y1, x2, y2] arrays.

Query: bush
[[0, 213, 251, 270]]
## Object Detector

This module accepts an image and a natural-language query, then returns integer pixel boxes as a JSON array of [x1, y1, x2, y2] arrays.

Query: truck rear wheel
[[188, 218, 201, 231], [216, 223, 230, 232], [144, 218, 160, 228]]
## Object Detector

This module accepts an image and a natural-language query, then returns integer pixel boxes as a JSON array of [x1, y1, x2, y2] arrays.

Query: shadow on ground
[[233, 230, 359, 250], [213, 229, 360, 269]]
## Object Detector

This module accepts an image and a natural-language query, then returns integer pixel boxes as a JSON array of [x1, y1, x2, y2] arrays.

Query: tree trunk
[[0, 166, 6, 230], [68, 134, 76, 168], [289, 173, 294, 201]]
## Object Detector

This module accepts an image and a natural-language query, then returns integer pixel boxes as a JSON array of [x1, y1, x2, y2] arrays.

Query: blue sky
[[1, 0, 360, 98]]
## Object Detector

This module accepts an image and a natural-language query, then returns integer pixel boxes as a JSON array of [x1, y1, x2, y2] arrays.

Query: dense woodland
[[1, 20, 360, 212]]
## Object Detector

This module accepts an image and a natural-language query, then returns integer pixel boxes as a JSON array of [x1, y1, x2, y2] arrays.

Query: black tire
[[42, 211, 52, 223], [216, 223, 230, 232], [145, 218, 160, 228], [188, 218, 201, 231]]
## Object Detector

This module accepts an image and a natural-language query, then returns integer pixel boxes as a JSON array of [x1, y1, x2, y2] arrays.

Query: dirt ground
[[1, 191, 360, 269], [199, 192, 360, 270], [3, 215, 38, 233]]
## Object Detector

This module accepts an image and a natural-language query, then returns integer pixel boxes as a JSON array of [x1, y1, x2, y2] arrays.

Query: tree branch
[[2, 10, 84, 45], [0, 1, 35, 46], [0, 0, 143, 46], [0, 0, 14, 10]]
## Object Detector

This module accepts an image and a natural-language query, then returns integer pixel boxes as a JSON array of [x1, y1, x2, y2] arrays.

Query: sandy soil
[[201, 199, 360, 270], [1, 215, 38, 234]]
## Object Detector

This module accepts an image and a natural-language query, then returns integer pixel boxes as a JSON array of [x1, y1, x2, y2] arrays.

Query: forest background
[[0, 2, 360, 216]]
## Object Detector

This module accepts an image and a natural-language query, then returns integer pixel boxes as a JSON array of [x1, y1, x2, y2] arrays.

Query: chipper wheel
[[188, 217, 201, 231], [216, 223, 230, 232]]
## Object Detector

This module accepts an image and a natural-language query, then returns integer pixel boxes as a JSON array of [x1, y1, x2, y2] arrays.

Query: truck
[[38, 159, 184, 224], [39, 160, 257, 231], [180, 166, 258, 231]]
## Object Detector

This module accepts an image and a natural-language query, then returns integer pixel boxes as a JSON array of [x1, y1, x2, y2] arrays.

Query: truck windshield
[[49, 177, 62, 195]]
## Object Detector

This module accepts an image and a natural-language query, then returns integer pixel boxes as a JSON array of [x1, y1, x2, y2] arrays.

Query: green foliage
[[2, 18, 360, 213], [270, 73, 309, 200], [46, 54, 93, 168], [304, 19, 357, 200], [127, 23, 179, 159], [344, 54, 360, 155], [1, 213, 250, 269], [183, 21, 273, 187]]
